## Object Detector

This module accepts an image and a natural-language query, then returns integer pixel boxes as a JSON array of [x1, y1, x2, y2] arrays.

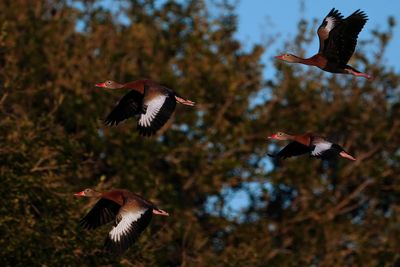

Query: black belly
[[322, 61, 346, 74]]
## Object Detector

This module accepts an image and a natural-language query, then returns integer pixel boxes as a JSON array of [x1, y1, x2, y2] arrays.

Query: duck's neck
[[295, 55, 317, 66], [304, 54, 326, 67], [289, 54, 323, 67], [290, 55, 308, 64], [102, 190, 124, 205], [114, 83, 125, 89], [91, 190, 103, 198], [292, 134, 312, 146], [122, 80, 146, 94], [284, 134, 296, 141]]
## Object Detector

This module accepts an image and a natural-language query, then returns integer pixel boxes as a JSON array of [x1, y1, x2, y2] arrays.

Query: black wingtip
[[104, 237, 126, 256], [267, 153, 276, 158], [104, 119, 118, 127], [79, 220, 89, 230], [328, 8, 336, 14], [79, 216, 102, 230], [103, 112, 123, 126], [352, 9, 368, 21], [137, 125, 156, 137], [327, 8, 344, 20]]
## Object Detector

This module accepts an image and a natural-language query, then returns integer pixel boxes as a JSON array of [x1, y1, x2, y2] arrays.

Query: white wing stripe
[[109, 209, 147, 242], [325, 17, 336, 32], [311, 141, 333, 156], [139, 95, 167, 127]]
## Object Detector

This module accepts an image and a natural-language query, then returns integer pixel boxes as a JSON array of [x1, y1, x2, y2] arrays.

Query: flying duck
[[75, 188, 169, 254], [276, 9, 371, 79], [267, 132, 356, 161], [96, 79, 195, 136]]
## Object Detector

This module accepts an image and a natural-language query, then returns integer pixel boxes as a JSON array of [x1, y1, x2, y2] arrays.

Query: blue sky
[[235, 0, 400, 79]]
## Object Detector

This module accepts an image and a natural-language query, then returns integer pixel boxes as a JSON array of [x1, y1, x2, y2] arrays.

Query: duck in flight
[[276, 8, 371, 79], [75, 188, 169, 255], [96, 79, 195, 136], [267, 132, 356, 161]]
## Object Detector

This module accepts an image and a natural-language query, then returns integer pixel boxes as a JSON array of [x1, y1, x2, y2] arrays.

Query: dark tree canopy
[[0, 0, 399, 266]]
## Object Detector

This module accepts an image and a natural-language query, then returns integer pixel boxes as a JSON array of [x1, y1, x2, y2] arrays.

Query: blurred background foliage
[[0, 0, 399, 266]]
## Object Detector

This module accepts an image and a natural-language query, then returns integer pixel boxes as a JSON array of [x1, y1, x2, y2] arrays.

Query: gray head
[[95, 80, 124, 89]]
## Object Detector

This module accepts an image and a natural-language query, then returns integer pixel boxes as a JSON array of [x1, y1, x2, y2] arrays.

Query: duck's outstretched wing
[[317, 8, 344, 53], [104, 208, 153, 255], [322, 9, 368, 65], [137, 91, 176, 136], [79, 198, 121, 230], [104, 90, 144, 126], [268, 142, 311, 159]]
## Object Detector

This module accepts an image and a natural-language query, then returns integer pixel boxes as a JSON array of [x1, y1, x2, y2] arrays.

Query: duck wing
[[79, 198, 121, 230], [268, 142, 311, 159], [317, 8, 344, 53], [104, 90, 144, 126], [104, 207, 153, 255], [322, 9, 368, 65], [137, 88, 176, 136]]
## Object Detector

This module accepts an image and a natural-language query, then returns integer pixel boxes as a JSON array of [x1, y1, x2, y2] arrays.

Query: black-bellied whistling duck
[[75, 188, 169, 254], [96, 79, 195, 136], [276, 9, 371, 79], [267, 132, 356, 161]]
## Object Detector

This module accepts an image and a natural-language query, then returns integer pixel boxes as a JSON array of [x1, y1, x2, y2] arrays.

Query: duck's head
[[74, 188, 101, 197], [268, 131, 290, 140], [275, 54, 299, 63], [95, 80, 123, 89]]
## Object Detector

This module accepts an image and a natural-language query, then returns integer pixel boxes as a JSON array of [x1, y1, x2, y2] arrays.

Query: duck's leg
[[344, 66, 372, 80], [175, 96, 195, 106], [339, 151, 356, 161], [153, 208, 169, 216]]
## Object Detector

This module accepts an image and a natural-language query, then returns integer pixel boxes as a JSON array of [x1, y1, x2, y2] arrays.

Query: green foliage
[[0, 0, 399, 266]]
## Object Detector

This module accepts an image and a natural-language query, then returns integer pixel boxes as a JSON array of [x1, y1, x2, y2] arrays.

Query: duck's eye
[[106, 81, 111, 84]]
